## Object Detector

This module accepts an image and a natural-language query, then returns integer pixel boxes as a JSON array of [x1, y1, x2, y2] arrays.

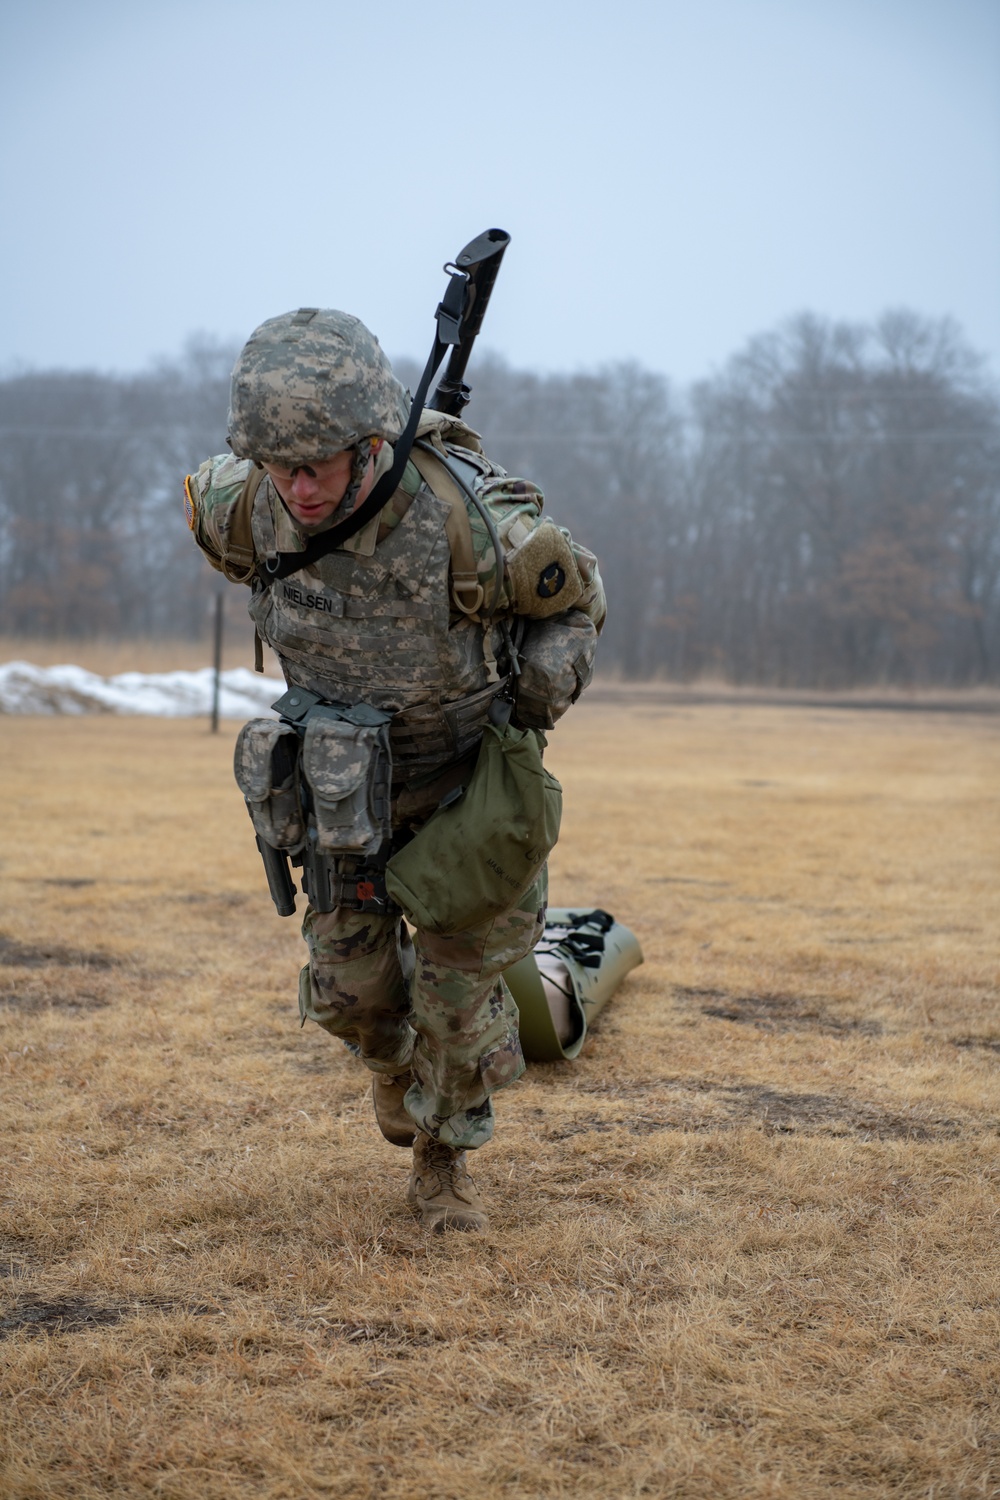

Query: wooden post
[[210, 591, 224, 734]]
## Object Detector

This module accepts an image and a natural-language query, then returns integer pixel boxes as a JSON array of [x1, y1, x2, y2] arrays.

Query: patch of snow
[[0, 661, 286, 718]]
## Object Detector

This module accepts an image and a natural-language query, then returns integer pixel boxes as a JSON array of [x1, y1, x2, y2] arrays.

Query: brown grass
[[1, 695, 998, 1499]]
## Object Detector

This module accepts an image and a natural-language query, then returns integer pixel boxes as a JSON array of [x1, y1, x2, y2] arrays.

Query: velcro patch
[[505, 521, 584, 619]]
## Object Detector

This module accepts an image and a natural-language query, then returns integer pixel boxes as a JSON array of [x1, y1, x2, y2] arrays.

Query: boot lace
[[423, 1140, 467, 1194]]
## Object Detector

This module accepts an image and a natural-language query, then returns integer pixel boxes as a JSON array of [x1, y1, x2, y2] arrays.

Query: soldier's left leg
[[403, 867, 548, 1152]]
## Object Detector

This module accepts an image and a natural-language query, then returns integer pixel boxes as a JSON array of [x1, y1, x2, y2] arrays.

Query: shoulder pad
[[187, 453, 259, 584], [193, 452, 255, 509]]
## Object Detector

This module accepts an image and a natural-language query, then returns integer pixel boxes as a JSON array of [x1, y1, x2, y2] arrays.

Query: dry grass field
[[1, 683, 998, 1499]]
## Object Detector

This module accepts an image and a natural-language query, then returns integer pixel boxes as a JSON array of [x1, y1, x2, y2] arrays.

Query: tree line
[[1, 310, 998, 686]]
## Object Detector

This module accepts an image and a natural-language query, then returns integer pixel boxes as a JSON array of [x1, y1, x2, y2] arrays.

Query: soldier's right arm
[[184, 454, 258, 579]]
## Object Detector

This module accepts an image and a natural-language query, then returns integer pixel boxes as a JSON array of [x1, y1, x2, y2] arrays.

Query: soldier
[[185, 308, 605, 1233]]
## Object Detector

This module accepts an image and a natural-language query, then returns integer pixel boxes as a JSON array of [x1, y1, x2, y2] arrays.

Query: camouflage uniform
[[299, 871, 546, 1149], [187, 309, 605, 1151]]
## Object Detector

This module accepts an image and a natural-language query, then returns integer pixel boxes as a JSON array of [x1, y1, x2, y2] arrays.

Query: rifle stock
[[430, 228, 510, 416]]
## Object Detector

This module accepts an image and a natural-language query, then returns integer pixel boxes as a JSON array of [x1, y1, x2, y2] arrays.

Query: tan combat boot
[[372, 1071, 416, 1148], [407, 1132, 488, 1233]]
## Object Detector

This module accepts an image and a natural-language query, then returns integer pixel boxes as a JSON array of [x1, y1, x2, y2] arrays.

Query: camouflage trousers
[[298, 868, 547, 1151]]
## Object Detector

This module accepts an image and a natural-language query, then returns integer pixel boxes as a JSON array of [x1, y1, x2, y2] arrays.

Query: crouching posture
[[185, 308, 605, 1231]]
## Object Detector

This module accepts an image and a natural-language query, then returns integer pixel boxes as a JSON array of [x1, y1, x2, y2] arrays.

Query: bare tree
[[2, 315, 997, 683]]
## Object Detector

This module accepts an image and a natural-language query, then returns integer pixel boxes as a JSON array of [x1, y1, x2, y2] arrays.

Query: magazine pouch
[[233, 718, 304, 849], [301, 704, 392, 858]]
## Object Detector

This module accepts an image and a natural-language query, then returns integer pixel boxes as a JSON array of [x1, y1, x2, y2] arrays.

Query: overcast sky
[[1, 0, 998, 386]]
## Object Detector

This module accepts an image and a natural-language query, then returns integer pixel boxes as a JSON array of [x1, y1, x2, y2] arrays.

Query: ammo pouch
[[299, 704, 392, 858], [235, 694, 394, 916], [294, 701, 393, 912], [385, 720, 562, 935], [234, 719, 305, 849]]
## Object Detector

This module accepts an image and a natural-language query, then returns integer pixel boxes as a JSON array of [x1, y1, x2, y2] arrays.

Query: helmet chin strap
[[345, 441, 378, 514]]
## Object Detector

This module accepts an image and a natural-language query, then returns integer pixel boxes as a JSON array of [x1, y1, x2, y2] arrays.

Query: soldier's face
[[264, 449, 357, 528]]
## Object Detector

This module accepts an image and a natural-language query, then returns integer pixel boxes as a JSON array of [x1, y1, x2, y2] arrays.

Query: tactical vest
[[247, 475, 507, 780]]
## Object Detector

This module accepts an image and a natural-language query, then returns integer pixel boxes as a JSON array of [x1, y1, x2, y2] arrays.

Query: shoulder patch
[[183, 474, 198, 530], [538, 562, 567, 600]]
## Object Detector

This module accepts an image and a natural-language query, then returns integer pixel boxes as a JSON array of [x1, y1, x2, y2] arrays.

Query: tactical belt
[[291, 845, 397, 916]]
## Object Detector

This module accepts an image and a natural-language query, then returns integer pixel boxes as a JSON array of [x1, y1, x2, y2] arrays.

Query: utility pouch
[[300, 705, 392, 858], [233, 719, 305, 849], [385, 719, 562, 935]]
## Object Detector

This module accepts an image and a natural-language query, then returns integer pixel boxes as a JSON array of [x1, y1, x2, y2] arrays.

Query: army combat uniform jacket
[[185, 412, 606, 1149]]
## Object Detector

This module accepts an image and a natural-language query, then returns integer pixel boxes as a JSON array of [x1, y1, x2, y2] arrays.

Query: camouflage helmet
[[227, 308, 410, 465]]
